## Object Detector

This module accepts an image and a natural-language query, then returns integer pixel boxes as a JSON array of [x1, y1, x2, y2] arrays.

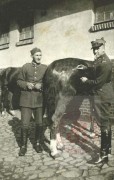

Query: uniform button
[[35, 72, 37, 74], [34, 77, 37, 79]]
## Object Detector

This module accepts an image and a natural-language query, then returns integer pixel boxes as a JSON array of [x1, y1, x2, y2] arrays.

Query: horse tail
[[42, 64, 59, 126]]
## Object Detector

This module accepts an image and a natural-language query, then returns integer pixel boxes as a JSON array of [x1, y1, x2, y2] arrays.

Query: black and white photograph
[[0, 0, 114, 179]]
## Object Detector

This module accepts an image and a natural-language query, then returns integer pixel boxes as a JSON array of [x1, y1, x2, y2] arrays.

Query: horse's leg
[[0, 88, 6, 116], [56, 132, 65, 151], [0, 91, 4, 115], [7, 91, 15, 116], [0, 102, 6, 116], [50, 93, 72, 157]]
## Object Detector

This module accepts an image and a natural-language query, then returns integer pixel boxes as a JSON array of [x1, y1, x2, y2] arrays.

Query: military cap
[[30, 47, 41, 55], [91, 37, 106, 49]]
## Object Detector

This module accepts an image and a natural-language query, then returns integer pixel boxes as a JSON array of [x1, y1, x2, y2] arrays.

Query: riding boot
[[33, 125, 43, 153], [95, 130, 109, 164], [19, 128, 28, 156]]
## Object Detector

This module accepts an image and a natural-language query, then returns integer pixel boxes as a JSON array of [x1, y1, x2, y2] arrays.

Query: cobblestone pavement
[[0, 110, 114, 180]]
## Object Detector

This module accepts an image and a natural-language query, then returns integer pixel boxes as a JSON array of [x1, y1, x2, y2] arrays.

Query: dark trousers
[[91, 95, 111, 155], [19, 107, 43, 155], [92, 95, 111, 131], [21, 107, 43, 129]]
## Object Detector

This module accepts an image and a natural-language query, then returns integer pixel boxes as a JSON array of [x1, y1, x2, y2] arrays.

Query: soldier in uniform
[[17, 47, 47, 156], [80, 37, 114, 164]]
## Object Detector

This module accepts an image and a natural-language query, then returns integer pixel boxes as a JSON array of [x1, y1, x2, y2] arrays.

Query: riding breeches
[[92, 95, 111, 131], [21, 107, 43, 129]]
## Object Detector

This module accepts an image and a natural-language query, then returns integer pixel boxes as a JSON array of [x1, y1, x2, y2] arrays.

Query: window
[[16, 11, 34, 46], [19, 26, 33, 41], [0, 13, 9, 50], [90, 1, 114, 32], [0, 33, 9, 50], [95, 3, 114, 23]]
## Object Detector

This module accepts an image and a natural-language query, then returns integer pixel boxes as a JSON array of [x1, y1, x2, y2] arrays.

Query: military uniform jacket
[[86, 53, 114, 103], [17, 62, 47, 108]]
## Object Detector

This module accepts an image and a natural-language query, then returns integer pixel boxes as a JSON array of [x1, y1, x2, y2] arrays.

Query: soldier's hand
[[80, 77, 88, 82], [27, 82, 34, 90], [34, 83, 42, 90]]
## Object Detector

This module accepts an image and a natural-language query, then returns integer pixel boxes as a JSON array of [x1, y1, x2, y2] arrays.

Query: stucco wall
[[0, 0, 114, 68]]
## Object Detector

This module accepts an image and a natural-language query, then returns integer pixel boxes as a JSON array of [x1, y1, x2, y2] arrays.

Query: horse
[[0, 67, 21, 116], [43, 57, 95, 157]]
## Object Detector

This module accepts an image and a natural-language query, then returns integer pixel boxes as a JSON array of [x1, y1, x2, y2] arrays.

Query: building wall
[[0, 0, 114, 68]]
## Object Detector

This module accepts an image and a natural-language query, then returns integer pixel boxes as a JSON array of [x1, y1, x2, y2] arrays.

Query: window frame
[[95, 3, 114, 23], [90, 1, 114, 32], [0, 12, 10, 50], [0, 33, 9, 50], [16, 10, 34, 46]]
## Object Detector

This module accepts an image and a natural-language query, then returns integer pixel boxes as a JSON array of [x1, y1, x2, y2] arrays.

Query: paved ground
[[0, 110, 114, 180]]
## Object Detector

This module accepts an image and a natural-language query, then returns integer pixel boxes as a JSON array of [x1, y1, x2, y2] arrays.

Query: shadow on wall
[[34, 0, 92, 24], [4, 0, 93, 31]]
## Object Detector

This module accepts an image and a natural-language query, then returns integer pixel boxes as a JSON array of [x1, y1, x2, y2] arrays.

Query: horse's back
[[44, 58, 93, 90], [47, 58, 92, 72]]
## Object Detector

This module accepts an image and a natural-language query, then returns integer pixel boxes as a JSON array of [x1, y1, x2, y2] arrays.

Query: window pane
[[95, 2, 114, 22], [110, 12, 114, 19], [19, 26, 33, 41], [0, 33, 9, 45], [105, 11, 111, 21], [96, 12, 104, 22], [19, 32, 25, 41]]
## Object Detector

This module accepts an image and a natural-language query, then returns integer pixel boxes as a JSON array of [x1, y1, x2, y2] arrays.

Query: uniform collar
[[94, 53, 106, 64], [32, 61, 41, 67]]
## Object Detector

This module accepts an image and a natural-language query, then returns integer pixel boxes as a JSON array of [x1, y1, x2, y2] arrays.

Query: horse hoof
[[1, 111, 5, 117], [57, 145, 65, 151], [50, 152, 61, 159]]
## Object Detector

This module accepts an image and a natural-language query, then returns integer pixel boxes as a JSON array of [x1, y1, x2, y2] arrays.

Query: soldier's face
[[32, 51, 42, 64], [93, 45, 104, 59]]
